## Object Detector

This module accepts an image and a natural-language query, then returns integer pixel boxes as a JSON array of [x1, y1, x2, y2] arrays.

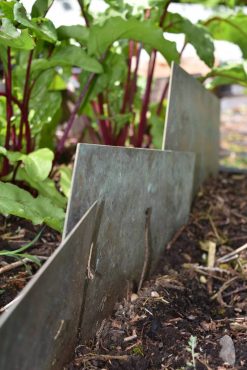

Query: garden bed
[[65, 172, 247, 370]]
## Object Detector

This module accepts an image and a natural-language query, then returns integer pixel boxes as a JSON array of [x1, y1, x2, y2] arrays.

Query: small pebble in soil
[[219, 334, 236, 366], [151, 291, 160, 298], [130, 293, 139, 302]]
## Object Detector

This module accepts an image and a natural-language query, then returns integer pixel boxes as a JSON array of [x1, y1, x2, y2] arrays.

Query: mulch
[[65, 172, 247, 370], [0, 172, 246, 369]]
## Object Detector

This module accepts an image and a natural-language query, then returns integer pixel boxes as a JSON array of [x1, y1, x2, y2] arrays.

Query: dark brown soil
[[0, 217, 61, 313], [66, 172, 247, 370]]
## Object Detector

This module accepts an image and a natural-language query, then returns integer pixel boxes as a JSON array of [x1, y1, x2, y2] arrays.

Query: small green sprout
[[186, 335, 198, 369]]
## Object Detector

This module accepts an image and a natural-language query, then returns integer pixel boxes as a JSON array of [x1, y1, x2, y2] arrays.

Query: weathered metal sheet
[[0, 202, 102, 370], [64, 144, 195, 340], [163, 63, 220, 192]]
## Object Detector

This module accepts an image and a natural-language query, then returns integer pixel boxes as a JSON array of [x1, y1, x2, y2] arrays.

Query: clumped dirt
[[66, 172, 247, 370]]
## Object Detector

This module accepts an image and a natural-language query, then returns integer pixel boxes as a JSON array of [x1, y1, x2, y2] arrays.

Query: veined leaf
[[0, 181, 64, 231], [23, 148, 54, 182], [204, 12, 247, 58], [57, 25, 89, 45], [7, 148, 54, 182], [14, 2, 57, 43], [17, 167, 67, 208], [164, 12, 215, 67], [0, 19, 35, 50], [31, 45, 103, 74], [87, 17, 179, 64]]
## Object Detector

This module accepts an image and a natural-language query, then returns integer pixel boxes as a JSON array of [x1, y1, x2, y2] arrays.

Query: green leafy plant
[[203, 10, 247, 88], [0, 147, 66, 231], [0, 0, 246, 232], [54, 0, 216, 150]]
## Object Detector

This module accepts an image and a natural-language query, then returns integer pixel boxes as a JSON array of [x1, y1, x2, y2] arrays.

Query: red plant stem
[[0, 92, 22, 111], [57, 72, 96, 154], [121, 40, 134, 114], [91, 99, 112, 145], [156, 79, 169, 116], [135, 2, 171, 147], [79, 1, 112, 145], [4, 47, 13, 150], [18, 50, 33, 152], [96, 92, 113, 144], [116, 42, 142, 147], [115, 125, 128, 146], [128, 42, 142, 110], [135, 50, 157, 147]]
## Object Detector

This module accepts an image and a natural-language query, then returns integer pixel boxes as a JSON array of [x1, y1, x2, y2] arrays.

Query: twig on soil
[[75, 353, 129, 365], [184, 264, 232, 274], [0, 256, 47, 275], [197, 357, 213, 370], [223, 286, 247, 297], [138, 208, 151, 292], [217, 243, 247, 263], [211, 276, 240, 306], [124, 330, 137, 343], [208, 214, 226, 243], [166, 224, 186, 250]]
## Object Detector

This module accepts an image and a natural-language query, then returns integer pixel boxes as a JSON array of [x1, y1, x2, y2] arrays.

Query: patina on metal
[[163, 62, 220, 192], [64, 144, 195, 340], [0, 201, 103, 370]]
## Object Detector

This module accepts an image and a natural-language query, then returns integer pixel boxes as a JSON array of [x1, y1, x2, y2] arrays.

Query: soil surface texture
[[0, 217, 61, 313], [66, 172, 247, 370]]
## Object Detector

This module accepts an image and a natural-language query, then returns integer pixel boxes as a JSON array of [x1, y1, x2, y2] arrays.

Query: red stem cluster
[[1, 48, 35, 176]]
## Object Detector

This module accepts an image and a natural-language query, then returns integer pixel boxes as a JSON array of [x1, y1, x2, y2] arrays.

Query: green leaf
[[14, 2, 57, 43], [31, 45, 103, 74], [0, 19, 35, 50], [59, 166, 72, 198], [22, 148, 54, 182], [164, 12, 215, 67], [205, 12, 247, 58], [31, 0, 54, 18], [205, 62, 247, 88], [49, 73, 67, 90], [4, 148, 53, 181], [19, 253, 41, 266], [0, 146, 7, 156], [29, 70, 62, 135], [0, 181, 64, 231], [0, 227, 44, 256], [0, 1, 15, 22], [57, 25, 89, 45], [150, 115, 165, 149], [17, 167, 67, 208], [87, 17, 179, 64]]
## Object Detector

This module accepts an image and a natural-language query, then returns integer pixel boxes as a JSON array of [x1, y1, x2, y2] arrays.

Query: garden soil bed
[[66, 172, 247, 370], [0, 172, 246, 369]]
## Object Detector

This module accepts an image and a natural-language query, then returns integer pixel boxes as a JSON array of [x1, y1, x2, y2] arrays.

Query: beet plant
[[0, 0, 246, 232]]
